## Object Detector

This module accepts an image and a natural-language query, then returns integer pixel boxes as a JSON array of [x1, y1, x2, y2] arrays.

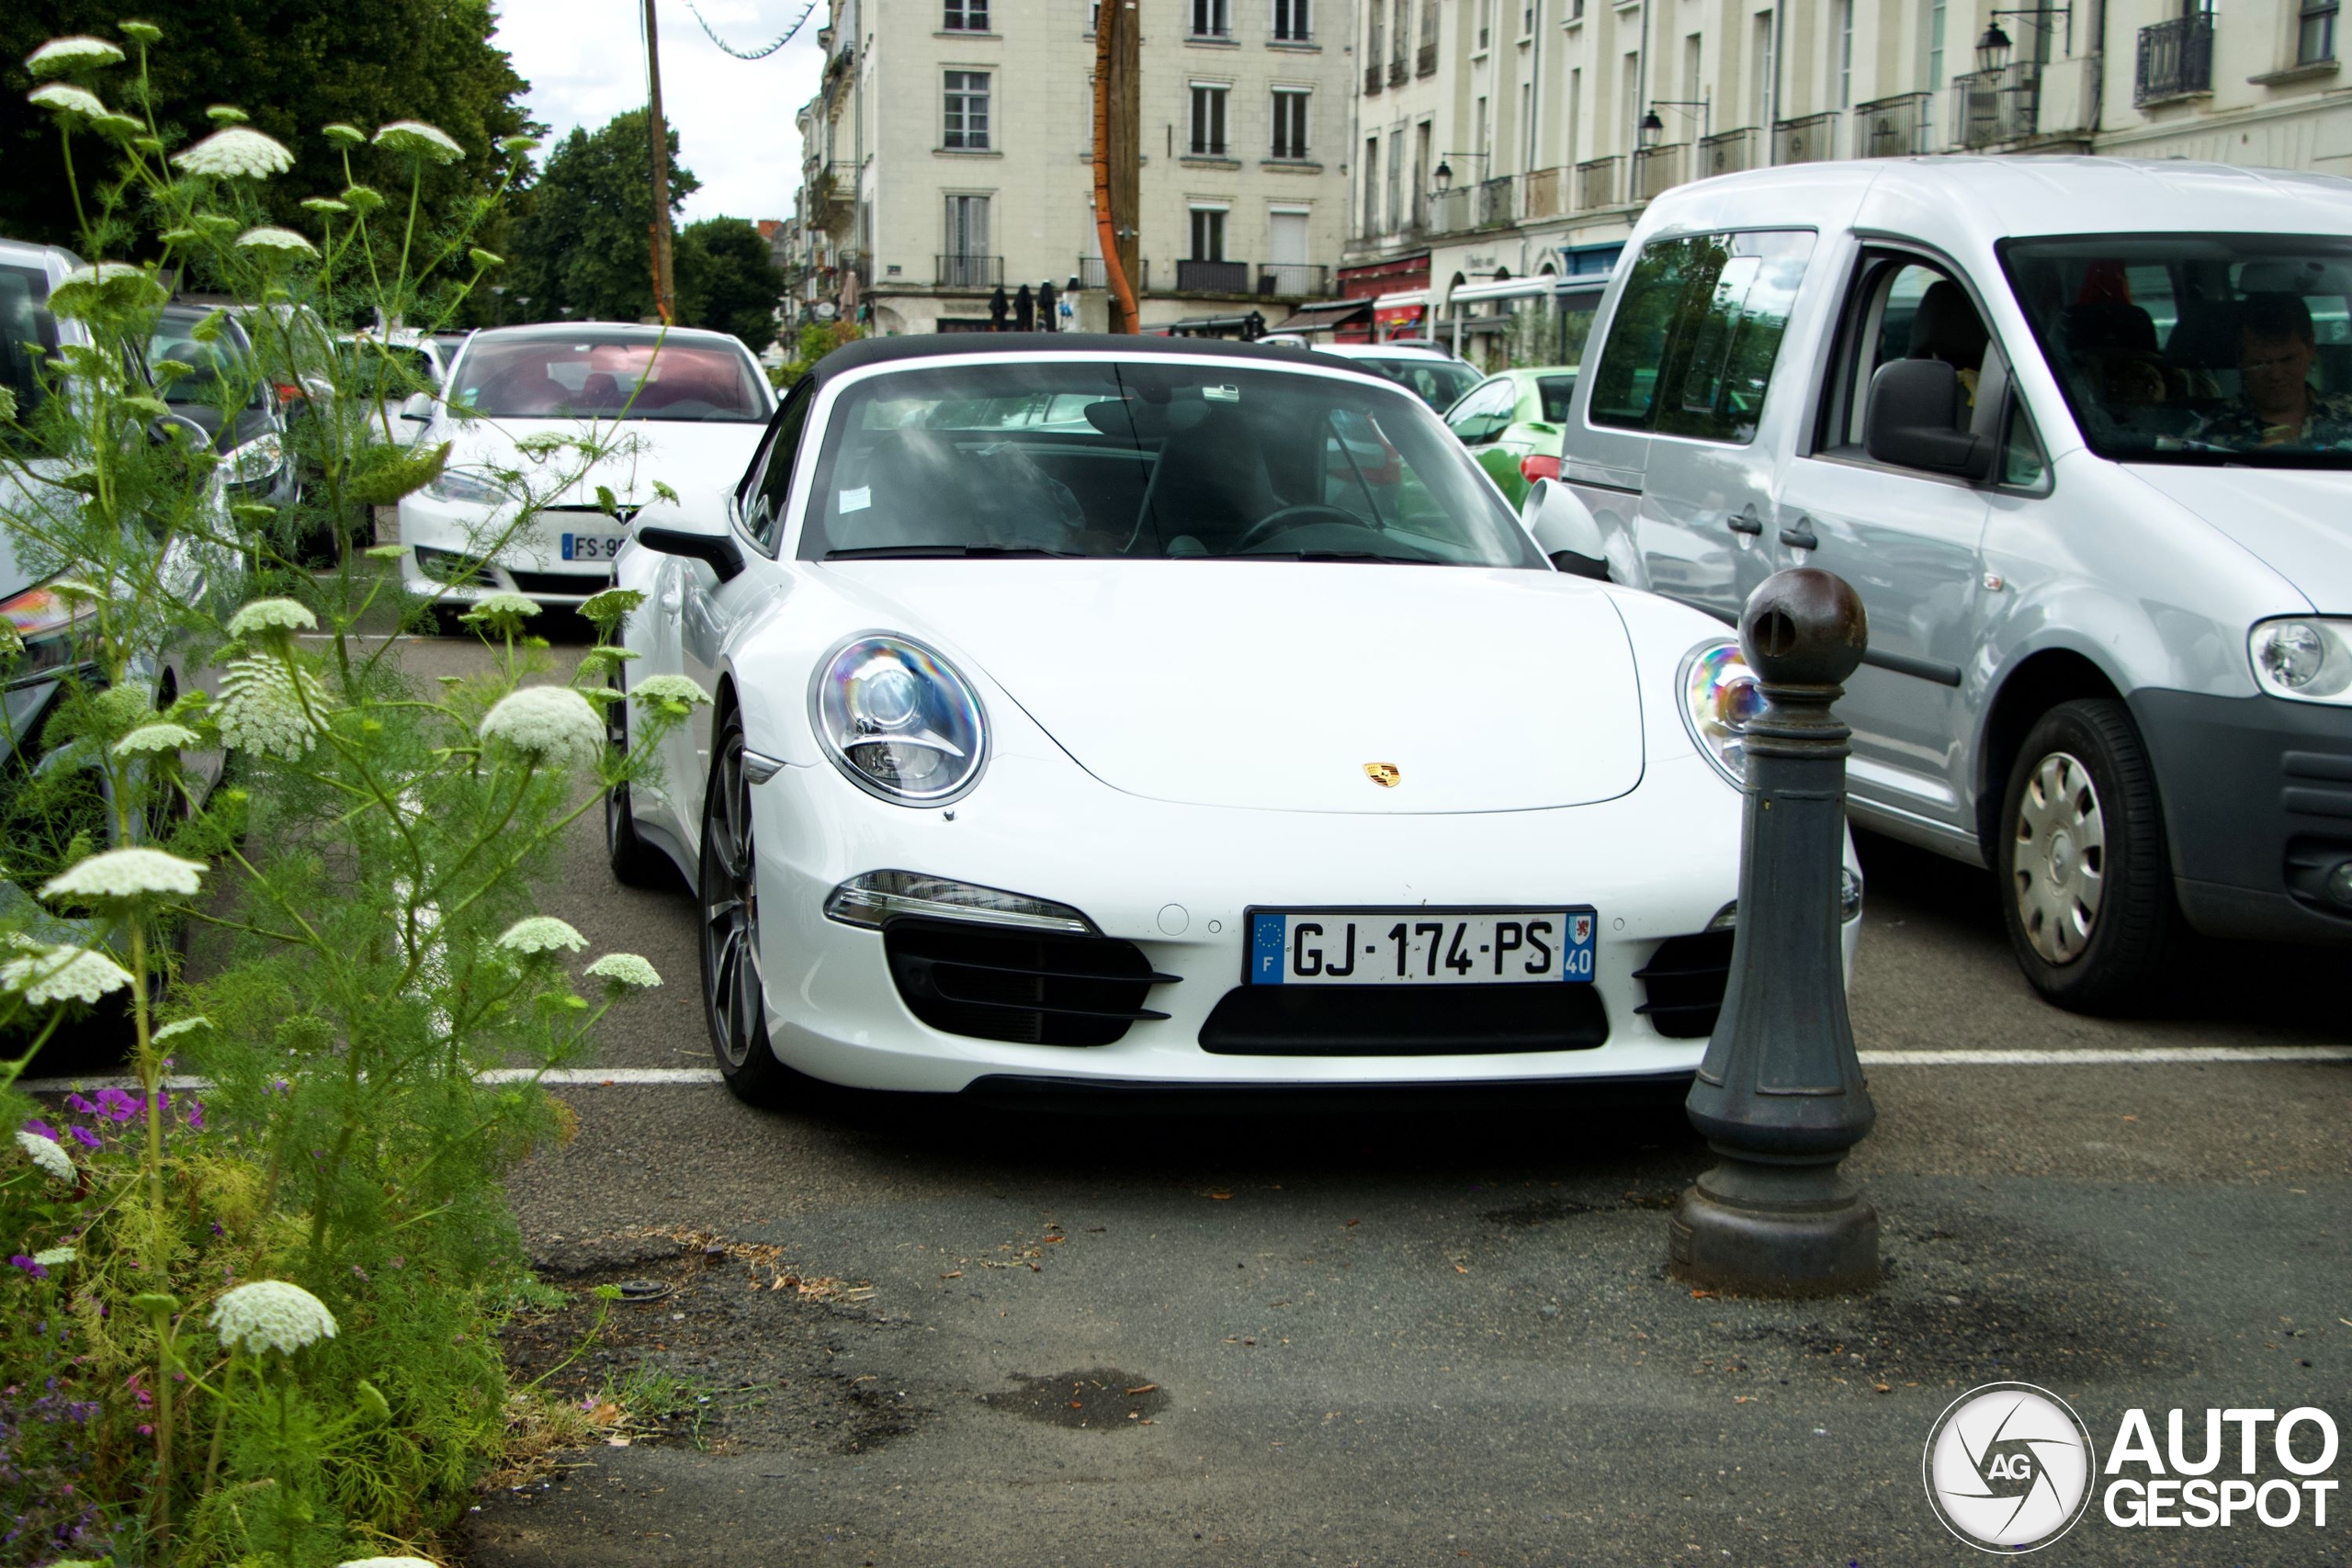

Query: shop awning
[[1273, 297, 1372, 330], [1373, 288, 1428, 329]]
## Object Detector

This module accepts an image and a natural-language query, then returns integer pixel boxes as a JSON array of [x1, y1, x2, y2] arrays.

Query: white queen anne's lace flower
[[479, 686, 604, 772], [210, 1280, 338, 1356], [629, 674, 710, 706], [373, 119, 464, 164], [461, 591, 539, 622], [228, 596, 318, 638], [31, 1246, 76, 1268], [15, 1130, 74, 1185], [337, 1559, 441, 1568], [1, 942, 134, 1005], [153, 1016, 211, 1043], [27, 82, 107, 118], [235, 226, 317, 256], [114, 721, 200, 757], [217, 654, 327, 758], [41, 847, 206, 901], [497, 917, 586, 955], [585, 952, 662, 988], [26, 36, 125, 75], [173, 126, 294, 179]]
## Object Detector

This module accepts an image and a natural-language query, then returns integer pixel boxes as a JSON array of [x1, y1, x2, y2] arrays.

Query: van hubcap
[[2014, 750, 2105, 965]]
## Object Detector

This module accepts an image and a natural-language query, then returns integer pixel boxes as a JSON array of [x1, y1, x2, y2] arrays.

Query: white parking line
[[16, 1048, 2348, 1097]]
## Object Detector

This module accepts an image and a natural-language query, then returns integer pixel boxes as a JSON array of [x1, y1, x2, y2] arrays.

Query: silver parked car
[[1534, 158, 2352, 1010]]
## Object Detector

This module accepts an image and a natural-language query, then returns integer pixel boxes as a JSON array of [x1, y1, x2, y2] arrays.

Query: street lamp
[[1975, 21, 2012, 73], [1976, 5, 2070, 73], [1637, 108, 1664, 150], [1434, 160, 1454, 190], [1643, 96, 1711, 148]]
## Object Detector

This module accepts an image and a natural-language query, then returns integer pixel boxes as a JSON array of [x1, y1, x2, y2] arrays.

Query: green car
[[1442, 367, 1577, 505]]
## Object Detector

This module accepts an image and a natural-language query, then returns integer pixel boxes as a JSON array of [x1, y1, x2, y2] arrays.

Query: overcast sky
[[492, 0, 828, 227]]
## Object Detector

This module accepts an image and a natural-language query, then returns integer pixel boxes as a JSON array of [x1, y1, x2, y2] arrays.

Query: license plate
[[561, 532, 628, 561], [1247, 908, 1597, 986]]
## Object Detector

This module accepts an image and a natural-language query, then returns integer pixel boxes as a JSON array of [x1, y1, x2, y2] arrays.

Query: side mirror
[[637, 524, 745, 583], [147, 412, 211, 450], [1864, 359, 1990, 479], [400, 391, 435, 423], [1521, 478, 1610, 581]]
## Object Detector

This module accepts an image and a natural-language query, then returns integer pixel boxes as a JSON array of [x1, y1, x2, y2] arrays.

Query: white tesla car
[[609, 335, 1859, 1105], [396, 322, 774, 608]]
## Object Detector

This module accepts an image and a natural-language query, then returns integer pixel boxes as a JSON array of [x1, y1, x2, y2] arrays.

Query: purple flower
[[93, 1089, 137, 1123], [62, 1094, 96, 1116], [21, 1119, 57, 1142], [67, 1127, 100, 1151], [8, 1256, 49, 1280], [185, 1100, 205, 1133]]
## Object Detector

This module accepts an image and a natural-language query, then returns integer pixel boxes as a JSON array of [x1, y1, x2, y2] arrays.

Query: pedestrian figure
[[1036, 280, 1058, 333], [1014, 283, 1035, 332], [989, 286, 1010, 331]]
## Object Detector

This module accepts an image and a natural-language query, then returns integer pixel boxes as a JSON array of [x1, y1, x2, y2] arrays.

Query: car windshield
[[801, 359, 1545, 568], [153, 312, 262, 409], [452, 333, 767, 421], [2003, 233, 2352, 467], [1349, 355, 1481, 411], [0, 263, 59, 437], [340, 341, 435, 400]]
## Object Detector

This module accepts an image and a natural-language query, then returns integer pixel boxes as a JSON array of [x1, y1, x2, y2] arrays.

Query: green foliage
[[503, 110, 697, 328], [0, 0, 537, 254], [674, 216, 785, 355], [0, 28, 704, 1565], [777, 319, 864, 383]]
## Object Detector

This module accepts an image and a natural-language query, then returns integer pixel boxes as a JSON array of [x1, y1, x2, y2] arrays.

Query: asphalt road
[[368, 628, 2351, 1568]]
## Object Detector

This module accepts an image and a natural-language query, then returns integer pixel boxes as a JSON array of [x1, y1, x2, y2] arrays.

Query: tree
[[0, 0, 536, 255], [675, 216, 784, 354], [503, 109, 696, 327]]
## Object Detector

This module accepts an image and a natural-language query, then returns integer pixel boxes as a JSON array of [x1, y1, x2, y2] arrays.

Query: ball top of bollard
[[1739, 568, 1868, 688]]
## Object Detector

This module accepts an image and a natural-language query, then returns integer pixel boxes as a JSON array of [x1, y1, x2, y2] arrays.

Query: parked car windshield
[[0, 262, 59, 439], [2003, 233, 2352, 467], [451, 333, 768, 421], [1346, 355, 1481, 412], [152, 309, 262, 410], [800, 359, 1546, 567]]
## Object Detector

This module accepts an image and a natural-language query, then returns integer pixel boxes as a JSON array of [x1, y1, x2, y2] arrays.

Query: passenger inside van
[[2185, 291, 2352, 449], [1908, 279, 1989, 407]]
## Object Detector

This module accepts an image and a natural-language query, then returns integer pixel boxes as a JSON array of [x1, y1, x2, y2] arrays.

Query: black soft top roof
[[802, 331, 1396, 391]]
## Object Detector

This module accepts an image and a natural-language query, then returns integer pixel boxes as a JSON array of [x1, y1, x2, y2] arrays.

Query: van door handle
[[1779, 515, 1820, 551], [1725, 504, 1764, 536]]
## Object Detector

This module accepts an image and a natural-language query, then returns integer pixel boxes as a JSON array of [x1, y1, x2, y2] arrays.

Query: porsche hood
[[826, 561, 1645, 814]]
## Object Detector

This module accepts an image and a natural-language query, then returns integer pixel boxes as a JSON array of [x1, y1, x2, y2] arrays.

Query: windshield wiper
[[824, 544, 1090, 560], [1236, 548, 1440, 564]]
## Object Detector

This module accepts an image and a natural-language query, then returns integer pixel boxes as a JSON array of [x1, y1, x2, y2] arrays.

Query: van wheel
[[1996, 699, 2178, 1013]]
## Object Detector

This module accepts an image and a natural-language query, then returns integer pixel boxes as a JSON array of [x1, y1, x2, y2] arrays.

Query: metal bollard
[[1668, 567, 1879, 1297]]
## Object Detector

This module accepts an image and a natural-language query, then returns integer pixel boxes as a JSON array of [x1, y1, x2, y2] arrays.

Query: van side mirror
[[1521, 478, 1611, 581], [400, 391, 435, 423], [1865, 359, 1990, 480]]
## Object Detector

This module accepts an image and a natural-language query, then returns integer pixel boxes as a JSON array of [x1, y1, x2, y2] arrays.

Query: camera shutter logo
[[1923, 1382, 2098, 1552]]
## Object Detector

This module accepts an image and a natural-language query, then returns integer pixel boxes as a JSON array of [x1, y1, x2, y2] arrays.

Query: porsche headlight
[[2250, 617, 2352, 705], [811, 634, 988, 804], [1679, 639, 1763, 786], [422, 468, 511, 506], [2, 577, 100, 681]]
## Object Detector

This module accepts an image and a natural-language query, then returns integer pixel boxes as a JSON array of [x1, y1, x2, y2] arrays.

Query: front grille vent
[[1633, 930, 1734, 1039], [882, 917, 1175, 1046], [507, 569, 612, 596], [1198, 983, 1607, 1055]]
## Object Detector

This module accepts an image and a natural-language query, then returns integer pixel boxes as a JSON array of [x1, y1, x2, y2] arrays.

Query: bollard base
[[1667, 1157, 1879, 1298]]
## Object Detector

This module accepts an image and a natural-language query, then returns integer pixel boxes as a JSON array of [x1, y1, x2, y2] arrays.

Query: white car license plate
[[1247, 908, 1597, 986], [560, 532, 628, 562]]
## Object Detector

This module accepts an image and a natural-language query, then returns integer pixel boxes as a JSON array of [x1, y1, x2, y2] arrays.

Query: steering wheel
[[1229, 503, 1376, 554]]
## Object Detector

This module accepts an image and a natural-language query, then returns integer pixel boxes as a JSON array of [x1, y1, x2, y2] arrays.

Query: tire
[[1996, 698, 2180, 1014], [605, 702, 677, 889], [697, 711, 799, 1108]]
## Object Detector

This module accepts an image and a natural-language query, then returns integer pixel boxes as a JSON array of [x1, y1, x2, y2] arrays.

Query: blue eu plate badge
[[1248, 907, 1598, 987]]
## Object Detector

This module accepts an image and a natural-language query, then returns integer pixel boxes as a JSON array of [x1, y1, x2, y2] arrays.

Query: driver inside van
[[2187, 291, 2352, 449]]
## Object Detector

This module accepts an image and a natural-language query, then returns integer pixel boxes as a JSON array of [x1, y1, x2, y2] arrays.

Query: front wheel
[[697, 712, 799, 1107], [1996, 698, 2179, 1014]]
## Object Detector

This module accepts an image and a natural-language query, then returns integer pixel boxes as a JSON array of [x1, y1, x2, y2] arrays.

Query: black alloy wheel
[[1995, 698, 2180, 1015], [697, 711, 797, 1106]]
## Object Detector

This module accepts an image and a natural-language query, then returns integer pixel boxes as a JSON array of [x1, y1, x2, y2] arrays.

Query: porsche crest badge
[[1363, 762, 1401, 788]]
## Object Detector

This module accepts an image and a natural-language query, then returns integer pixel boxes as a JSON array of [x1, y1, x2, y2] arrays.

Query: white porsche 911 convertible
[[608, 334, 1859, 1106]]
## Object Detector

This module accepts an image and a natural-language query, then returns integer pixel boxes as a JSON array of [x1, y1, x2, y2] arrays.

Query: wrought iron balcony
[[1771, 111, 1839, 164], [1078, 256, 1148, 291], [1425, 186, 1472, 233], [1856, 91, 1932, 156], [1475, 175, 1517, 227], [1952, 62, 2040, 147], [1255, 263, 1330, 297], [1698, 127, 1762, 177], [1417, 41, 1437, 75], [1574, 155, 1622, 210], [1364, 63, 1383, 94], [1389, 56, 1408, 85], [936, 254, 1002, 288], [1521, 165, 1565, 219], [2137, 13, 2214, 104], [1176, 258, 1251, 292], [1631, 143, 1685, 202]]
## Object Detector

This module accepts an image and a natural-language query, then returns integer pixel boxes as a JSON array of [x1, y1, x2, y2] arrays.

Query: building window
[[1193, 0, 1231, 37], [1190, 207, 1227, 260], [1363, 135, 1381, 230], [944, 193, 989, 255], [1272, 89, 1311, 156], [943, 0, 988, 29], [1836, 0, 1853, 106], [1927, 0, 1945, 88], [1477, 0, 1492, 50], [1273, 0, 1310, 40], [944, 71, 990, 149], [1191, 83, 1230, 154], [2301, 0, 2339, 62]]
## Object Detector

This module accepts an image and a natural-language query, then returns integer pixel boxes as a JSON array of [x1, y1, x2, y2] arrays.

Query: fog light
[[824, 870, 1095, 934], [2325, 859, 2352, 910], [413, 546, 493, 587]]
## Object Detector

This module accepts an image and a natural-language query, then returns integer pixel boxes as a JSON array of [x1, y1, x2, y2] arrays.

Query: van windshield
[[2002, 234, 2352, 467]]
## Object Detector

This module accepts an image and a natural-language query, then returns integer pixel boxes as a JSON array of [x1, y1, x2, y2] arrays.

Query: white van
[[1532, 158, 2352, 1010]]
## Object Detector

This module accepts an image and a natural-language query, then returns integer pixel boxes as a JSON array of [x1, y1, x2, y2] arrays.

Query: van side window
[[1827, 256, 1997, 461], [1588, 229, 1815, 444], [741, 377, 814, 553], [1999, 398, 2049, 491]]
